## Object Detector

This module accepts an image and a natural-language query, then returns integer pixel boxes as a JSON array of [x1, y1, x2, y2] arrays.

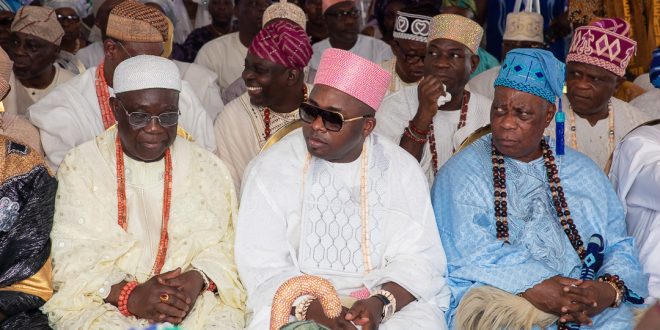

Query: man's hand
[[558, 280, 616, 323], [521, 276, 594, 325], [306, 302, 357, 330], [345, 297, 384, 330], [414, 75, 446, 125], [127, 268, 191, 324], [158, 269, 206, 317]]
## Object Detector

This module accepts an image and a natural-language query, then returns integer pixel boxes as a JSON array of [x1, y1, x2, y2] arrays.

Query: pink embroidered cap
[[566, 17, 637, 77], [313, 48, 391, 111], [322, 0, 354, 14]]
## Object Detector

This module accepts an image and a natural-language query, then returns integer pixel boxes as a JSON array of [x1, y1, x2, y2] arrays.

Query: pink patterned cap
[[313, 48, 391, 111], [566, 17, 636, 77], [248, 19, 312, 69], [322, 0, 354, 14]]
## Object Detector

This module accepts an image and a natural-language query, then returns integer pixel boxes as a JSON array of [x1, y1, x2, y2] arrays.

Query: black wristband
[[371, 294, 390, 307]]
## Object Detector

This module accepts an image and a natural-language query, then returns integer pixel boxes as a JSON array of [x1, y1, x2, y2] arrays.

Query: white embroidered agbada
[[214, 91, 302, 192], [545, 95, 651, 169], [467, 65, 500, 99], [379, 59, 418, 95], [75, 40, 104, 68], [28, 66, 217, 170], [43, 127, 246, 329], [2, 66, 74, 116], [375, 86, 492, 184], [194, 32, 248, 91], [308, 35, 393, 81], [634, 73, 654, 92], [235, 130, 450, 329], [174, 59, 224, 120], [610, 123, 660, 300], [630, 89, 660, 119]]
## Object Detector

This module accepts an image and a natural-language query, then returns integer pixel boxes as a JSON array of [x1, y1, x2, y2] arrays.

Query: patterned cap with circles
[[503, 0, 543, 43], [313, 48, 391, 111], [428, 14, 483, 54], [393, 11, 432, 43]]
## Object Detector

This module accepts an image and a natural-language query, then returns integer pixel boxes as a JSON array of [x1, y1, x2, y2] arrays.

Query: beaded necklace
[[263, 85, 308, 140], [491, 139, 585, 260], [96, 63, 116, 129], [568, 101, 615, 156], [301, 142, 371, 272], [428, 90, 470, 175], [115, 136, 173, 276]]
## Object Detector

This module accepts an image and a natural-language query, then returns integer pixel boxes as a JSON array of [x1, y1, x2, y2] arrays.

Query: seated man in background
[[43, 55, 245, 329], [435, 48, 647, 329], [0, 39, 56, 330]]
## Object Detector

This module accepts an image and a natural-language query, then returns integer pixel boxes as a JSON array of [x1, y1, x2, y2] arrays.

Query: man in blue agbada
[[432, 48, 648, 329]]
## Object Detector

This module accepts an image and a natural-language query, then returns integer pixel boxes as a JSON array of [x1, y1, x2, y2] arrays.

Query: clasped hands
[[521, 275, 617, 326], [305, 296, 385, 330], [126, 267, 205, 324]]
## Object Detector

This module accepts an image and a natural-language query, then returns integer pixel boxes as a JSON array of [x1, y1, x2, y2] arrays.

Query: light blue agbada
[[432, 48, 648, 329]]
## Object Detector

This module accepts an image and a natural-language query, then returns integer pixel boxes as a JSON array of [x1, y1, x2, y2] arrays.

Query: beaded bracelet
[[408, 120, 430, 136], [598, 273, 624, 307], [192, 268, 217, 293], [403, 127, 427, 144], [118, 281, 138, 317]]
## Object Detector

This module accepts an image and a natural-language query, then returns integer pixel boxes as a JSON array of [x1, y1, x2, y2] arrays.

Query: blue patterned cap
[[651, 48, 660, 89], [494, 48, 565, 104]]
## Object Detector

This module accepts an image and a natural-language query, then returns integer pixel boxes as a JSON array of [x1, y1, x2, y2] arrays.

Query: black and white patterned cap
[[393, 11, 432, 43]]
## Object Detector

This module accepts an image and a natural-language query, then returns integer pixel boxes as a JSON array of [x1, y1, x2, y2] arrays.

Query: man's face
[[566, 61, 620, 116], [392, 38, 426, 83], [112, 88, 179, 162], [302, 84, 375, 162], [304, 0, 324, 24], [423, 38, 477, 94], [324, 1, 360, 45], [237, 0, 271, 28], [242, 53, 289, 107], [491, 86, 555, 162], [8, 32, 59, 81], [55, 7, 81, 41], [208, 0, 234, 24]]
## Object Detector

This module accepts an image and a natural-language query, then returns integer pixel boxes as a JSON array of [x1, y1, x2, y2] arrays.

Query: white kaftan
[[610, 123, 660, 300], [3, 66, 74, 117], [43, 127, 245, 329], [194, 32, 247, 91], [467, 65, 500, 99], [308, 35, 393, 82], [375, 86, 492, 184], [235, 130, 450, 330], [28, 66, 216, 170], [546, 95, 651, 169], [174, 59, 224, 120], [379, 58, 418, 95], [630, 89, 660, 120]]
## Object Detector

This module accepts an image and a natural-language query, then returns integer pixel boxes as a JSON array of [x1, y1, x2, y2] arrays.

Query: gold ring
[[159, 293, 169, 302]]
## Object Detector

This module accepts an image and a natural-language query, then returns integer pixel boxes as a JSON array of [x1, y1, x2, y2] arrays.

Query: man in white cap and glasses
[[29, 0, 216, 170], [467, 0, 546, 99], [43, 55, 245, 329], [235, 48, 450, 329]]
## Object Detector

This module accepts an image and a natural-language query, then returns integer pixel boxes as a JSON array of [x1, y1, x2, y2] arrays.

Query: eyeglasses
[[116, 99, 180, 129], [56, 14, 80, 22], [299, 102, 373, 132], [325, 9, 360, 20]]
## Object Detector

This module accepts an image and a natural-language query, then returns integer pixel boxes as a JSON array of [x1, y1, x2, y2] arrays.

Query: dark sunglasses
[[56, 13, 80, 22], [325, 9, 361, 19], [299, 102, 373, 132]]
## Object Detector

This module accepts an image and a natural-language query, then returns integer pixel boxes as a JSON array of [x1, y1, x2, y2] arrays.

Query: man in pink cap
[[546, 17, 650, 170], [214, 19, 313, 191], [308, 0, 393, 81], [235, 48, 450, 329]]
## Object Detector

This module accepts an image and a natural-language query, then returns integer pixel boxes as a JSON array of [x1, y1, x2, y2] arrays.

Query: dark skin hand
[[400, 75, 446, 161], [104, 268, 191, 324], [305, 304, 357, 329], [521, 276, 616, 326], [345, 282, 415, 330], [157, 269, 206, 319]]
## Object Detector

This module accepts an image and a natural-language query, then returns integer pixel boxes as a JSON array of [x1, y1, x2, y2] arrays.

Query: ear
[[110, 97, 120, 119], [469, 53, 480, 75], [103, 39, 116, 58], [286, 68, 302, 86], [362, 116, 376, 137], [544, 102, 557, 127]]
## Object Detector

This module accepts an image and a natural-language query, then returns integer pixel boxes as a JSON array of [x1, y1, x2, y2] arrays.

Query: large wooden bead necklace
[[491, 139, 586, 259], [568, 101, 615, 156], [115, 136, 173, 276], [96, 63, 116, 130], [263, 85, 309, 140], [428, 90, 470, 175]]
